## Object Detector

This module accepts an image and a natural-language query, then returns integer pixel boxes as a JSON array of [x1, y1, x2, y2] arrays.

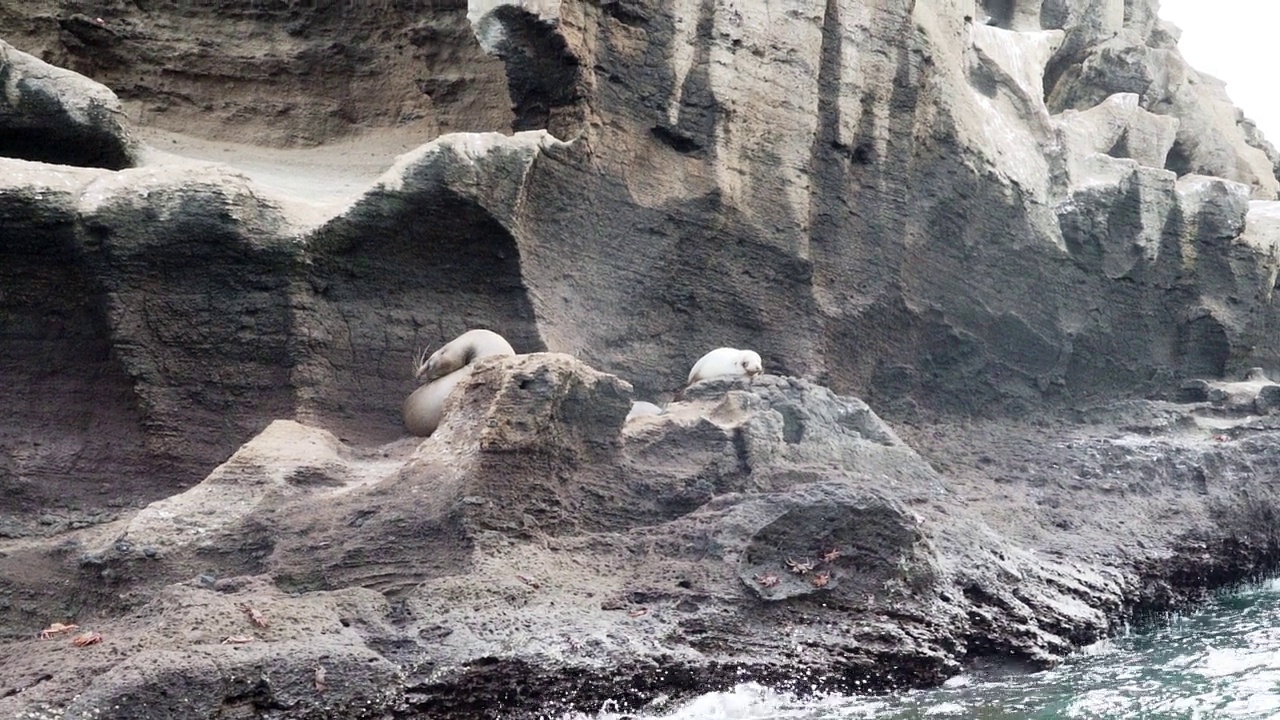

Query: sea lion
[[626, 400, 666, 421], [403, 329, 516, 437], [687, 347, 764, 385], [403, 366, 474, 437], [414, 329, 515, 384]]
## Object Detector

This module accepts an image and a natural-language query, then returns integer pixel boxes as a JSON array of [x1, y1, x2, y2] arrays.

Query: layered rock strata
[[2, 0, 1280, 717]]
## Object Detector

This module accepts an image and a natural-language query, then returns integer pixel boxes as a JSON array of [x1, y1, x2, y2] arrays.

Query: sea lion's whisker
[[413, 346, 432, 377]]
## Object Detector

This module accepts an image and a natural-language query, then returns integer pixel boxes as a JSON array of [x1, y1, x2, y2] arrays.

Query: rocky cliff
[[3, 0, 1280, 717]]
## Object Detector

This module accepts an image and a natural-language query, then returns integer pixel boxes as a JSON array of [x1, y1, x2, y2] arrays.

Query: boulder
[[0, 39, 137, 169]]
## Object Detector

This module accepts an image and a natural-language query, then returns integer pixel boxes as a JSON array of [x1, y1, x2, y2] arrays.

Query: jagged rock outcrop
[[1042, 7, 1279, 199], [3, 355, 1280, 719], [5, 0, 1280, 717]]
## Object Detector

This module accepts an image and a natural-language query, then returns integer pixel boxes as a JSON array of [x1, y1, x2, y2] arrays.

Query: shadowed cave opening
[[1178, 314, 1230, 379], [0, 127, 133, 171], [977, 0, 1063, 32], [302, 191, 544, 445], [1165, 140, 1194, 177], [979, 0, 1016, 28], [977, 0, 1018, 27]]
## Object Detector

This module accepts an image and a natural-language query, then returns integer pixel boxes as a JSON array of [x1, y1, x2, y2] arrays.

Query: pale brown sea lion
[[403, 329, 516, 437], [414, 328, 515, 384]]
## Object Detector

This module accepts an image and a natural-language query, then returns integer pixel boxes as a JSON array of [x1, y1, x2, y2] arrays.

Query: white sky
[[1157, 1, 1280, 144]]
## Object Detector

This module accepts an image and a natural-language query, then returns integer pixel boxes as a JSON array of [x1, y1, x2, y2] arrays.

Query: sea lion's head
[[738, 350, 763, 377], [413, 329, 516, 383]]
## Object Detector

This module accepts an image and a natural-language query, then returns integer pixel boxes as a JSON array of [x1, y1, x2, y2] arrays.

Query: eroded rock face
[[0, 1, 514, 146], [1044, 17, 1279, 199], [3, 355, 1279, 719], [1, 0, 1278, 414], [0, 131, 561, 534], [3, 1, 1280, 488], [0, 158, 302, 532], [455, 0, 1280, 415], [5, 0, 1280, 717]]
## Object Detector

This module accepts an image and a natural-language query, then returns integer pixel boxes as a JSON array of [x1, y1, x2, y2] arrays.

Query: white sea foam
[[558, 576, 1280, 720]]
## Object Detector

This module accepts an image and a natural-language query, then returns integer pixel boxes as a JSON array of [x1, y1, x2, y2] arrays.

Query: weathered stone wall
[[0, 0, 514, 146], [5, 2, 1280, 715], [4, 0, 1280, 515], [462, 0, 1280, 414]]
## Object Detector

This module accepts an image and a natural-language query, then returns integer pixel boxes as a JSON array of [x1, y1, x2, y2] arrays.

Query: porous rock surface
[[5, 0, 1280, 717], [6, 354, 1280, 720]]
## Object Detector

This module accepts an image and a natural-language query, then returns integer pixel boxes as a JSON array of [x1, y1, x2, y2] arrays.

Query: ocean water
[[570, 578, 1280, 720]]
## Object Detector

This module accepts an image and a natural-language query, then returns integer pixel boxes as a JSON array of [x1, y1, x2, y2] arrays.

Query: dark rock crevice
[[480, 6, 586, 136], [0, 125, 131, 170]]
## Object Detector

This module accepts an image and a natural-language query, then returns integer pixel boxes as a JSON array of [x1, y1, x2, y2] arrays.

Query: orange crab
[[72, 631, 103, 647], [786, 558, 815, 575], [754, 573, 781, 588], [237, 603, 269, 629], [39, 623, 79, 640]]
